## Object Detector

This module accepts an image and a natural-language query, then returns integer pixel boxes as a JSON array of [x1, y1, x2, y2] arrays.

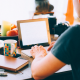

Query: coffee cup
[[4, 39, 17, 57]]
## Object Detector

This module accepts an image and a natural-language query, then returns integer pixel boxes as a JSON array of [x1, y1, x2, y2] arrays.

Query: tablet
[[17, 18, 51, 49]]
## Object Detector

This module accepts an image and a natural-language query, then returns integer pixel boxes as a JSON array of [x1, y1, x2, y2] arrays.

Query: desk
[[0, 35, 72, 80], [1, 18, 80, 80]]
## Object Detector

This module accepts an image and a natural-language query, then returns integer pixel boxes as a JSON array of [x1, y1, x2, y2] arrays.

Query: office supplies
[[0, 55, 28, 72], [17, 18, 51, 57]]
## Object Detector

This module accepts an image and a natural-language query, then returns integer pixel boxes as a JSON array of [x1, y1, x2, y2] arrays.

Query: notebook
[[0, 55, 28, 72], [17, 18, 51, 57]]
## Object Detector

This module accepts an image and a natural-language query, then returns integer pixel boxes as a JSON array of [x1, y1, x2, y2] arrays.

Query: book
[[0, 55, 28, 72]]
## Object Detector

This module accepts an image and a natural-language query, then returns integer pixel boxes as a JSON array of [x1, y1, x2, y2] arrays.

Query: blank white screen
[[20, 21, 48, 46]]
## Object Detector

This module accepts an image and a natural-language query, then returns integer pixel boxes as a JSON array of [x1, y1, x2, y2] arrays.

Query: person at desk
[[30, 24, 80, 80]]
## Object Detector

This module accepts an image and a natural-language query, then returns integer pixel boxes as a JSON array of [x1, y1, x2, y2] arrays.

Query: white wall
[[0, 0, 35, 25], [0, 0, 77, 25]]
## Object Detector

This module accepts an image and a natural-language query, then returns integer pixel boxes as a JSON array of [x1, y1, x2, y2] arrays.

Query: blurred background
[[0, 0, 78, 25]]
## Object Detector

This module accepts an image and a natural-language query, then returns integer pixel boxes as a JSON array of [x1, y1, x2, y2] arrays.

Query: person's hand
[[30, 45, 47, 58], [47, 41, 56, 51]]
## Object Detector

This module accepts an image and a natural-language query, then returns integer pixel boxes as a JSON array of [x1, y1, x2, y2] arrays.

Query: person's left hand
[[30, 45, 47, 58], [47, 41, 56, 51]]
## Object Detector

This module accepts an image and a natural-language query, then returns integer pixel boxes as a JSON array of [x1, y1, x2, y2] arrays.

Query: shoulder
[[66, 24, 80, 34], [51, 24, 80, 64], [58, 24, 80, 41], [69, 24, 80, 32]]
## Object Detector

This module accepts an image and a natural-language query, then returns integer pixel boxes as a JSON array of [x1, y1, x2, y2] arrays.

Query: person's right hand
[[30, 45, 47, 58], [47, 41, 56, 51]]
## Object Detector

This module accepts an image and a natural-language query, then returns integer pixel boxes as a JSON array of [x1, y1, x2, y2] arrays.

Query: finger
[[30, 50, 35, 58], [31, 46, 34, 49], [34, 45, 39, 48], [34, 45, 39, 49], [34, 45, 38, 47], [50, 41, 55, 46], [51, 41, 55, 44], [47, 45, 53, 51], [39, 45, 46, 50], [52, 41, 56, 43], [30, 50, 33, 53], [39, 45, 43, 48], [31, 45, 38, 49], [30, 52, 35, 58], [34, 46, 39, 51], [39, 46, 47, 54]]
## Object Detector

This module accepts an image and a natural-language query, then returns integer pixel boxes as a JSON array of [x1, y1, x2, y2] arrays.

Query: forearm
[[31, 42, 66, 79], [31, 52, 55, 79], [31, 54, 46, 79]]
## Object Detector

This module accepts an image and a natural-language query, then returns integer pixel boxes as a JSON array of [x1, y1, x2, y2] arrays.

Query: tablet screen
[[20, 21, 48, 46]]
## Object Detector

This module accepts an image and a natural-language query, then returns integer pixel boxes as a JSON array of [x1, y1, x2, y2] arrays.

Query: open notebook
[[17, 18, 51, 57]]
